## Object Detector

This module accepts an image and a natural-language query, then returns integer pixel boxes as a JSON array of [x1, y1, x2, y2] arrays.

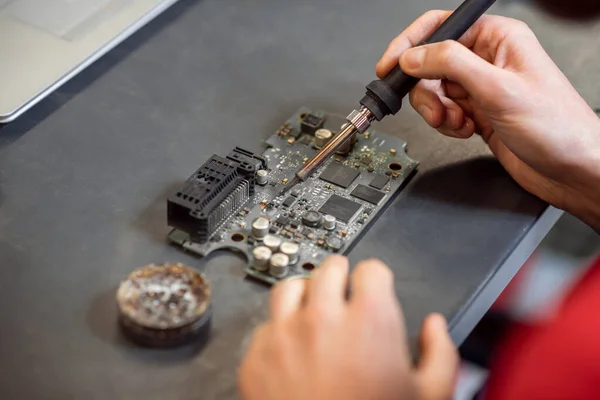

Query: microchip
[[369, 175, 389, 190], [319, 163, 360, 189], [298, 135, 312, 145], [282, 197, 296, 207], [360, 154, 372, 165], [288, 129, 302, 139], [290, 220, 300, 228], [291, 189, 301, 198], [351, 184, 386, 205], [319, 195, 362, 223], [276, 216, 290, 226], [300, 114, 325, 135]]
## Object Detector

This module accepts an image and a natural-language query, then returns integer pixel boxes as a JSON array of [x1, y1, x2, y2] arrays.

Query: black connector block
[[168, 148, 263, 242]]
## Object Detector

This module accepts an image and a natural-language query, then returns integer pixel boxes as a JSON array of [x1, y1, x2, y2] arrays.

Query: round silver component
[[326, 236, 343, 252], [323, 214, 336, 231], [335, 125, 356, 155], [269, 253, 290, 278], [256, 169, 269, 186], [251, 217, 270, 239], [302, 210, 322, 227], [314, 128, 333, 149], [252, 246, 272, 272], [263, 234, 282, 252], [279, 241, 300, 265]]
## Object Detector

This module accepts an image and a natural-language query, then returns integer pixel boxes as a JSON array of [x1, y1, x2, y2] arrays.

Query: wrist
[[568, 116, 600, 231]]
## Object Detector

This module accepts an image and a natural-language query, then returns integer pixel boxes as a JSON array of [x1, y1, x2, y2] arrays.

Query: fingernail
[[402, 47, 427, 70], [417, 105, 432, 122], [430, 313, 447, 330], [457, 119, 474, 138]]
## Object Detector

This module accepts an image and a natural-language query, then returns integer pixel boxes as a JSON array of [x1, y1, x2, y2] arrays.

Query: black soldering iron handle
[[360, 0, 497, 121]]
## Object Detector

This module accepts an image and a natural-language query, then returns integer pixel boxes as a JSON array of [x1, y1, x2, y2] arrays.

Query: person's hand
[[377, 12, 600, 230], [238, 256, 458, 400]]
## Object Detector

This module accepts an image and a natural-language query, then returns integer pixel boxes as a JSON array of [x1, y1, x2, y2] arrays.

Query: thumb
[[416, 313, 459, 400], [400, 40, 504, 99]]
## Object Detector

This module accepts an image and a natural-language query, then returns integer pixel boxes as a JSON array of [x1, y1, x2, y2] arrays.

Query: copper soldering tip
[[278, 176, 300, 196]]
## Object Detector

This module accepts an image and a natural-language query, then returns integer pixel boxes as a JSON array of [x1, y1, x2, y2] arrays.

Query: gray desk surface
[[0, 0, 564, 399]]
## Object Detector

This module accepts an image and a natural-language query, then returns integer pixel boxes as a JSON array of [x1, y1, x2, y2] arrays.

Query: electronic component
[[116, 263, 212, 347], [335, 133, 356, 155], [360, 154, 372, 165], [251, 217, 270, 239], [269, 253, 289, 278], [280, 241, 300, 265], [263, 235, 282, 252], [167, 108, 418, 286], [323, 214, 336, 231], [282, 196, 296, 208], [315, 128, 333, 149], [369, 175, 389, 190], [276, 216, 290, 226], [167, 147, 266, 243], [252, 246, 272, 272], [288, 128, 302, 139], [319, 195, 362, 223], [256, 169, 269, 186], [302, 210, 322, 227], [326, 237, 343, 252], [351, 184, 386, 205], [300, 113, 325, 135], [319, 163, 360, 189]]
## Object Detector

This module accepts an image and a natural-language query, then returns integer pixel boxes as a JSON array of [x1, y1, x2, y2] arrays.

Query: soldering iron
[[281, 0, 497, 194]]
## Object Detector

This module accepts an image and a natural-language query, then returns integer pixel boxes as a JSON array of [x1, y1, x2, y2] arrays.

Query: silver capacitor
[[251, 217, 270, 239], [269, 253, 289, 278], [252, 246, 272, 272], [256, 169, 269, 186], [314, 128, 333, 149], [336, 124, 356, 155], [263, 234, 282, 252], [323, 214, 336, 231], [279, 241, 300, 265]]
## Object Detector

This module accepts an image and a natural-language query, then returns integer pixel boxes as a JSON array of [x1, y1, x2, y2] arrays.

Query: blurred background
[[456, 213, 600, 399]]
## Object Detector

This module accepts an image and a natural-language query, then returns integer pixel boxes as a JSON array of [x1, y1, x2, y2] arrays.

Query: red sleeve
[[484, 257, 600, 400]]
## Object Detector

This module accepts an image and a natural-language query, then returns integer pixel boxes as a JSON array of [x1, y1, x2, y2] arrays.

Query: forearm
[[569, 117, 600, 232], [574, 188, 600, 233]]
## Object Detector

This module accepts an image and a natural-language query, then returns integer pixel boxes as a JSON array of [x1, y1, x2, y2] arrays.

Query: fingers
[[270, 277, 308, 320], [443, 81, 469, 100], [376, 12, 525, 78], [416, 313, 459, 400], [350, 259, 397, 307], [409, 81, 475, 139], [377, 10, 452, 77], [306, 255, 349, 310], [400, 40, 505, 99]]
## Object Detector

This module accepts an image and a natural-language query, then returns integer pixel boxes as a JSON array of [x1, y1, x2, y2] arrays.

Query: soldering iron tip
[[278, 176, 299, 196]]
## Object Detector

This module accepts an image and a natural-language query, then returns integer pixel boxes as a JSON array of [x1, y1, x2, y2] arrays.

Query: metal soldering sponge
[[116, 263, 212, 348]]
